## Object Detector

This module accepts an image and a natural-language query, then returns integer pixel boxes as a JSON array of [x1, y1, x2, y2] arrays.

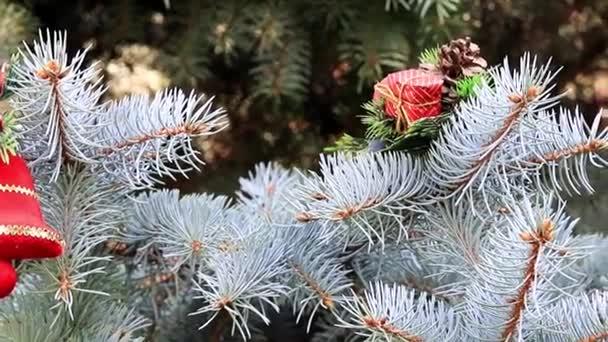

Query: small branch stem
[[211, 310, 230, 342], [289, 260, 334, 310], [98, 123, 209, 156]]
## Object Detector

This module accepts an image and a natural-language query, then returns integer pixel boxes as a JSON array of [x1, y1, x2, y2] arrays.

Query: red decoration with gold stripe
[[373, 69, 443, 132], [0, 153, 63, 298]]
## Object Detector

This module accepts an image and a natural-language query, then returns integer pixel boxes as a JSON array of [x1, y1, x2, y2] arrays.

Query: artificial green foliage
[[418, 46, 440, 65], [360, 100, 398, 141], [333, 98, 452, 154], [323, 133, 367, 153], [384, 112, 450, 152], [0, 111, 19, 163], [455, 73, 488, 99]]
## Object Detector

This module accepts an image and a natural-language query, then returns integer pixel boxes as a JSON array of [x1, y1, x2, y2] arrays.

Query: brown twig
[[98, 123, 209, 156], [289, 260, 334, 310], [527, 139, 607, 165], [579, 331, 608, 342], [501, 218, 554, 341], [210, 309, 230, 342], [362, 315, 423, 342]]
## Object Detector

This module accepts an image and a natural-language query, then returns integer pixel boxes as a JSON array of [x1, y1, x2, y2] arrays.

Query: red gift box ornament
[[0, 153, 63, 298], [373, 69, 443, 133]]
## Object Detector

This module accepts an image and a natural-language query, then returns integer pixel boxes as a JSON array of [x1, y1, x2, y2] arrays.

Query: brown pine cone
[[439, 37, 487, 82], [422, 37, 488, 84]]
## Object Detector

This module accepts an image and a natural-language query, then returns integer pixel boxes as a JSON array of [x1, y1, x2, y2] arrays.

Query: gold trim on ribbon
[[0, 224, 62, 244], [0, 184, 39, 199]]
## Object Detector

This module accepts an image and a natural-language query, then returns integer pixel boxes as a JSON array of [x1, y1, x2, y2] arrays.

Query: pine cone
[[438, 37, 487, 82], [422, 37, 487, 84], [422, 37, 487, 107], [441, 84, 459, 107]]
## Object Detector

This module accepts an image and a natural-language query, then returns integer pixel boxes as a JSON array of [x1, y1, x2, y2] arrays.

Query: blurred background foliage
[[0, 0, 607, 233]]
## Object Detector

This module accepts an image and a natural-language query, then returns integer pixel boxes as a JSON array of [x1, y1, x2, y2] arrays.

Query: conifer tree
[[1, 26, 608, 342]]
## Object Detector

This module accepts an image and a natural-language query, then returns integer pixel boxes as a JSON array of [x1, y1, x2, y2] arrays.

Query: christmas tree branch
[[98, 123, 210, 156], [450, 85, 539, 193], [289, 260, 335, 310], [361, 315, 423, 342], [337, 282, 459, 341], [528, 139, 607, 165], [284, 224, 352, 330], [501, 218, 554, 340], [289, 152, 425, 244], [95, 89, 228, 188], [38, 59, 70, 162]]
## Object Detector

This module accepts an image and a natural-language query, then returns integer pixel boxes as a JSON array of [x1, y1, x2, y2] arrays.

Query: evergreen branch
[[285, 224, 352, 330], [164, 0, 210, 85], [413, 0, 460, 22], [288, 152, 426, 245], [9, 30, 105, 179], [500, 218, 553, 340], [207, 2, 248, 63], [581, 332, 608, 342], [352, 243, 461, 303], [323, 134, 367, 153], [0, 110, 20, 162], [250, 33, 311, 105], [99, 122, 210, 153], [307, 0, 356, 30], [125, 189, 231, 271], [418, 198, 488, 295], [236, 162, 300, 221], [384, 0, 412, 11], [360, 100, 397, 141], [541, 291, 608, 341], [530, 139, 607, 164], [507, 109, 608, 197], [338, 14, 410, 91], [289, 261, 335, 310], [336, 282, 460, 341], [35, 166, 120, 318], [191, 237, 289, 340], [89, 304, 151, 341], [450, 87, 536, 191], [461, 194, 591, 340], [427, 54, 563, 206], [95, 89, 228, 189], [418, 47, 440, 65]]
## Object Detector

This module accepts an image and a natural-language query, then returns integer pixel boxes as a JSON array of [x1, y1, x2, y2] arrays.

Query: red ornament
[[0, 260, 16, 298], [373, 69, 443, 132], [0, 153, 63, 298]]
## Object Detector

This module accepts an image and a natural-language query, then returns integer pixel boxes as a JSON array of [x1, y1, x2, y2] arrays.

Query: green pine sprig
[[360, 100, 398, 141], [456, 73, 488, 99], [0, 111, 20, 163], [383, 112, 451, 153], [324, 134, 367, 153], [418, 47, 440, 66]]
